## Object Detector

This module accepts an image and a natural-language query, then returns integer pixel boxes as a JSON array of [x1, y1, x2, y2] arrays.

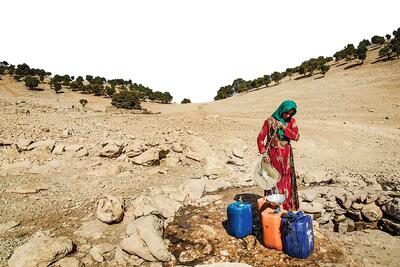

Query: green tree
[[271, 71, 282, 84], [15, 63, 31, 76], [24, 76, 39, 90], [319, 64, 330, 76], [111, 91, 142, 109], [393, 27, 400, 38], [53, 82, 62, 93], [105, 86, 116, 97], [214, 85, 233, 100], [181, 98, 191, 104], [378, 46, 391, 59], [85, 75, 93, 83], [385, 34, 391, 41], [356, 44, 368, 63], [371, 35, 385, 45], [79, 99, 88, 108]]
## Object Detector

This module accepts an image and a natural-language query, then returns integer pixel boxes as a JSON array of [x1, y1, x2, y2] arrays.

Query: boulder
[[362, 203, 383, 222], [303, 170, 332, 184], [351, 202, 364, 210], [232, 147, 244, 159], [54, 257, 83, 267], [347, 208, 363, 221], [180, 178, 206, 203], [73, 220, 108, 240], [336, 195, 352, 210], [27, 139, 55, 151], [52, 144, 65, 155], [100, 143, 123, 158], [75, 147, 89, 158], [128, 195, 159, 218], [365, 193, 378, 204], [184, 136, 212, 162], [8, 232, 73, 267], [115, 246, 144, 266], [300, 202, 323, 214], [380, 218, 400, 235], [64, 144, 84, 152], [89, 243, 116, 263], [121, 232, 157, 262], [124, 142, 144, 157], [97, 195, 124, 224], [377, 195, 392, 206], [204, 178, 231, 193], [131, 148, 160, 166], [171, 143, 183, 153], [300, 189, 318, 202], [16, 139, 33, 152], [124, 215, 172, 262], [151, 194, 182, 218], [381, 198, 400, 220]]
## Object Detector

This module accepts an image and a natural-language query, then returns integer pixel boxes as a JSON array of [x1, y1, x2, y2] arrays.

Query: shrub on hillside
[[111, 91, 142, 109], [24, 76, 39, 90], [319, 64, 330, 76], [181, 98, 191, 104], [53, 82, 62, 93], [371, 35, 385, 45]]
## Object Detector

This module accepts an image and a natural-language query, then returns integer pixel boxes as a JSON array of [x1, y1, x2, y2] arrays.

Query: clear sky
[[1, 0, 399, 103]]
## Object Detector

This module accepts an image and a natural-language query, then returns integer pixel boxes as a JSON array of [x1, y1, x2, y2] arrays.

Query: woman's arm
[[257, 119, 269, 154], [284, 118, 300, 141]]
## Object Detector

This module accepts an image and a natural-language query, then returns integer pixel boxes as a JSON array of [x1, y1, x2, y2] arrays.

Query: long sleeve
[[257, 119, 269, 154], [284, 118, 300, 141]]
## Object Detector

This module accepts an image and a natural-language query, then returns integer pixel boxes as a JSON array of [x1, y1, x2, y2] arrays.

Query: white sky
[[1, 0, 399, 103]]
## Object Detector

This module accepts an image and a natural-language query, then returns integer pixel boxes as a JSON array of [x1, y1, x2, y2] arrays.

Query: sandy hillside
[[0, 47, 399, 267]]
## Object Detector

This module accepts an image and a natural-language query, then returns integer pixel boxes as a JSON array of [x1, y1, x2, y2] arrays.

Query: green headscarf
[[271, 100, 297, 140]]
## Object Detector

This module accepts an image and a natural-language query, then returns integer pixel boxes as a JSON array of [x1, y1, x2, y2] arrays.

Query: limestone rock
[[303, 170, 332, 184], [100, 143, 123, 158], [75, 147, 89, 158], [171, 143, 183, 153], [73, 219, 108, 240], [65, 144, 84, 152], [8, 233, 73, 267], [381, 218, 400, 235], [126, 215, 172, 262], [181, 178, 206, 203], [347, 208, 363, 221], [151, 194, 182, 218], [52, 144, 65, 155], [128, 195, 159, 218], [204, 178, 231, 193], [115, 246, 144, 266], [89, 243, 116, 263], [300, 202, 323, 214], [184, 136, 211, 162], [131, 148, 160, 166], [16, 139, 33, 152], [121, 232, 157, 262], [362, 203, 383, 222], [300, 189, 318, 202], [54, 257, 84, 267], [381, 198, 400, 220], [27, 139, 55, 151], [97, 194, 124, 224], [0, 221, 19, 233]]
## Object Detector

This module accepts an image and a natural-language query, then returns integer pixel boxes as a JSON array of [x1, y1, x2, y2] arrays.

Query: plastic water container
[[281, 211, 314, 259], [260, 207, 285, 251], [227, 201, 253, 238]]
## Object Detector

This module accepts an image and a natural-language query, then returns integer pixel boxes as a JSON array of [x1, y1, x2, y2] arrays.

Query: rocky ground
[[0, 48, 400, 266]]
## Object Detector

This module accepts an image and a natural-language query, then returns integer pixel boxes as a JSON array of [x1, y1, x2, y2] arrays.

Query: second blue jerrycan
[[281, 211, 314, 259], [227, 200, 253, 238]]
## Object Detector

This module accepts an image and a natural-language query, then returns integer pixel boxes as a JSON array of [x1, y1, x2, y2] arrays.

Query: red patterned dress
[[257, 117, 300, 210]]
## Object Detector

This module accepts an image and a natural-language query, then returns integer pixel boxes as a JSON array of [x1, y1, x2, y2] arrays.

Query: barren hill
[[0, 47, 399, 266]]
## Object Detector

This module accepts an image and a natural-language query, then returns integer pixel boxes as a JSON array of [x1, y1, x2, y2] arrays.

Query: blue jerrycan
[[281, 211, 314, 259], [227, 200, 253, 238]]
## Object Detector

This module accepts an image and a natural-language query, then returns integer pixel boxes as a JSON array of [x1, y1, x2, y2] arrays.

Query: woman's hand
[[276, 120, 285, 129], [262, 153, 270, 164]]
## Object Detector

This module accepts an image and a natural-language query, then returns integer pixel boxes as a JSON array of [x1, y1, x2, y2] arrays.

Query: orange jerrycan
[[260, 207, 284, 251]]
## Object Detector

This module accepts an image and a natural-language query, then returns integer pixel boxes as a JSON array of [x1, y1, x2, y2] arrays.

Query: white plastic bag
[[253, 156, 280, 190]]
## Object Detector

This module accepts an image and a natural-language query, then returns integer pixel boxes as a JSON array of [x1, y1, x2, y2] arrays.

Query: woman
[[257, 100, 300, 210]]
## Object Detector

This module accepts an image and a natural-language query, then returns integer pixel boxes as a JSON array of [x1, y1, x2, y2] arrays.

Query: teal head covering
[[271, 100, 297, 140]]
